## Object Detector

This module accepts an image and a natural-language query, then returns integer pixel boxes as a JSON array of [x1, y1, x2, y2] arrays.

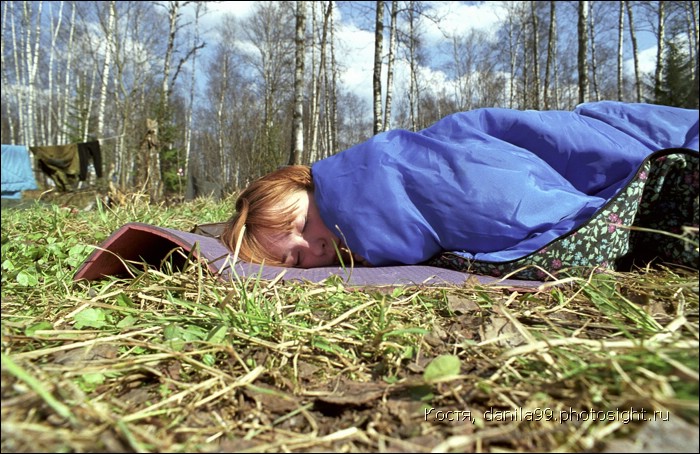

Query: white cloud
[[624, 45, 658, 77], [204, 1, 257, 19], [422, 1, 504, 43]]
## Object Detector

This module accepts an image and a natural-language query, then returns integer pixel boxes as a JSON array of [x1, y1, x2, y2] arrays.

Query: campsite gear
[[30, 143, 80, 191], [30, 140, 104, 191], [1, 145, 38, 199], [73, 222, 537, 287], [312, 101, 699, 280], [77, 140, 103, 180]]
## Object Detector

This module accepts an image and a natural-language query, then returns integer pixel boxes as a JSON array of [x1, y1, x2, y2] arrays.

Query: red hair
[[221, 165, 314, 265]]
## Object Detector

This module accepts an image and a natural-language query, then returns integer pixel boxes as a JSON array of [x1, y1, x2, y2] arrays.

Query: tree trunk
[[577, 0, 589, 104], [138, 119, 162, 202], [59, 2, 76, 145], [544, 1, 556, 109], [654, 0, 666, 103], [530, 1, 540, 109], [589, 3, 600, 101], [383, 0, 397, 131], [329, 1, 339, 157], [290, 0, 306, 165], [372, 0, 384, 135], [684, 0, 698, 82], [185, 2, 203, 199], [408, 2, 418, 130], [1, 2, 17, 142], [97, 1, 115, 139], [626, 1, 642, 102], [24, 0, 43, 145], [617, 1, 625, 101], [310, 1, 331, 162], [45, 1, 63, 144], [306, 1, 317, 164]]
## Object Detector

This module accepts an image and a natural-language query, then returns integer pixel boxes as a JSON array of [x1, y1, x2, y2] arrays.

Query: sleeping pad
[[312, 101, 699, 280]]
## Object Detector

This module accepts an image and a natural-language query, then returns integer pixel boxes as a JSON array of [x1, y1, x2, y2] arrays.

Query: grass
[[1, 191, 698, 452]]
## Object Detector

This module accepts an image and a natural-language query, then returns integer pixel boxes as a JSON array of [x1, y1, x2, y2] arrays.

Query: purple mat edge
[[74, 222, 543, 288]]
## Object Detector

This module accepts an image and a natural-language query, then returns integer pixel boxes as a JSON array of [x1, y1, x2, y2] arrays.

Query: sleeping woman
[[220, 101, 699, 271]]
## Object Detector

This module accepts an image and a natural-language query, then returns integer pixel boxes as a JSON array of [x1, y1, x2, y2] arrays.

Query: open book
[[73, 222, 539, 287]]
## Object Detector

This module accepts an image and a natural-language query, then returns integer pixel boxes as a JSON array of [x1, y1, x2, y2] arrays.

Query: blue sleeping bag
[[312, 101, 699, 275]]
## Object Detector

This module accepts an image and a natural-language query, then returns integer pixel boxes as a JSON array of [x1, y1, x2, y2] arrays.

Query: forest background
[[1, 0, 699, 203]]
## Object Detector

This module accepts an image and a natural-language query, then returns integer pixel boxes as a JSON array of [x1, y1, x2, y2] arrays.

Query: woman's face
[[257, 190, 342, 268]]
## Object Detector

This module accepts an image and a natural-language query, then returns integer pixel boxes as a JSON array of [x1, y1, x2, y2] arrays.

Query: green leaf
[[74, 307, 108, 329], [2, 259, 15, 271], [202, 353, 216, 367], [206, 324, 228, 344], [116, 293, 135, 308], [423, 354, 461, 383], [163, 323, 182, 340], [117, 315, 137, 328], [16, 271, 39, 287], [82, 372, 105, 385], [25, 321, 53, 336], [183, 325, 207, 341]]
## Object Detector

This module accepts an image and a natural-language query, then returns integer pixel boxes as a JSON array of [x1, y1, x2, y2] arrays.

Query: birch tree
[[22, 0, 43, 145], [58, 2, 76, 145], [44, 1, 63, 144], [578, 0, 590, 103], [626, 1, 642, 102], [327, 2, 339, 157], [289, 0, 305, 165], [589, 3, 600, 101], [1, 2, 17, 142], [96, 1, 115, 141], [529, 1, 541, 109], [372, 0, 384, 135], [184, 2, 205, 199], [383, 0, 397, 131], [617, 0, 625, 101], [654, 0, 666, 102], [309, 1, 331, 163], [544, 0, 558, 109]]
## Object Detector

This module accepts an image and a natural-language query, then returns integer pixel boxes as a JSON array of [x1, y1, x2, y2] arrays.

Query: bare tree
[[544, 0, 558, 109], [184, 2, 205, 199], [1, 2, 17, 142], [529, 1, 541, 109], [687, 0, 699, 82], [327, 2, 339, 157], [243, 1, 295, 174], [22, 1, 43, 145], [617, 0, 625, 101], [626, 1, 642, 102], [309, 1, 331, 163], [290, 0, 306, 165], [58, 2, 76, 145], [372, 0, 384, 135], [654, 0, 666, 102], [383, 0, 397, 131], [96, 1, 115, 141], [578, 0, 590, 103]]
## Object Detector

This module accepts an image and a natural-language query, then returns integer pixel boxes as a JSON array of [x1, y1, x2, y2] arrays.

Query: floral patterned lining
[[428, 149, 699, 281]]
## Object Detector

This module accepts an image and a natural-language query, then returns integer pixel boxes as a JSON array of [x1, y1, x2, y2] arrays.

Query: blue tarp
[[1, 145, 38, 199], [312, 101, 699, 266]]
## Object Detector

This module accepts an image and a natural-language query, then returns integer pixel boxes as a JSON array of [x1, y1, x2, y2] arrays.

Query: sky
[[196, 1, 659, 107]]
